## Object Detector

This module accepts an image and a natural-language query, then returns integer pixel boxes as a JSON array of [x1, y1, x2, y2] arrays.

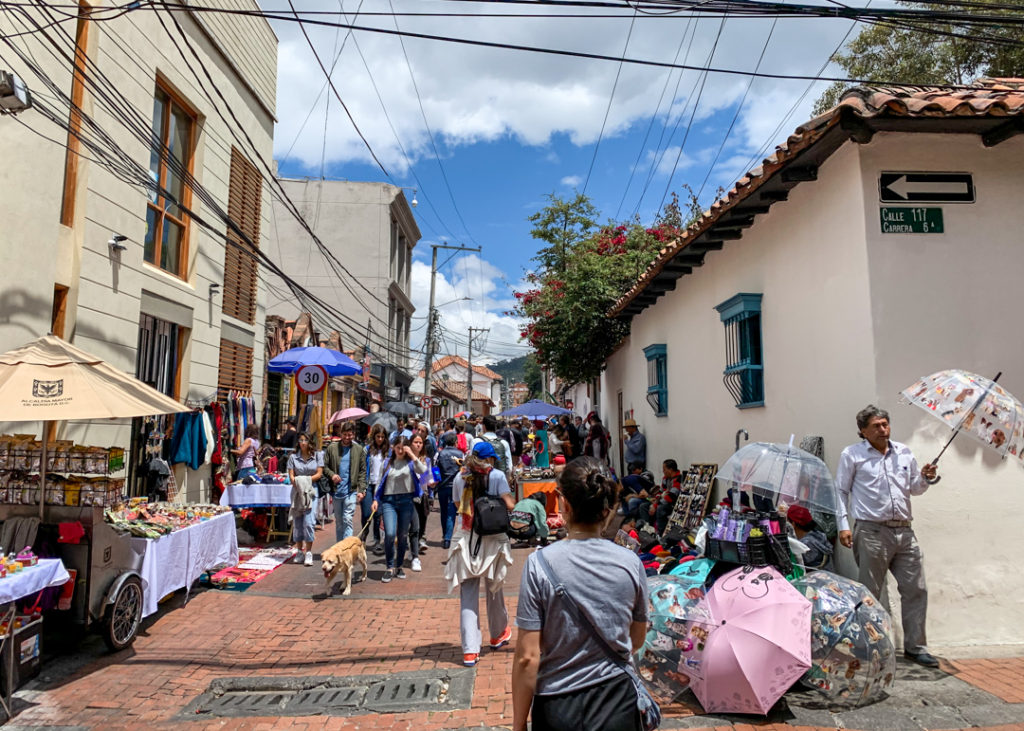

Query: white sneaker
[[304, 551, 313, 566], [411, 558, 422, 572]]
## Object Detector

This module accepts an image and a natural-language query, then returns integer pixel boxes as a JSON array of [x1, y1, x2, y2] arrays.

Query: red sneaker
[[463, 653, 479, 667], [490, 625, 512, 650]]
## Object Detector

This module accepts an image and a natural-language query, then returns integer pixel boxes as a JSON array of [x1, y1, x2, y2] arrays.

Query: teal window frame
[[643, 343, 668, 417], [714, 293, 764, 408]]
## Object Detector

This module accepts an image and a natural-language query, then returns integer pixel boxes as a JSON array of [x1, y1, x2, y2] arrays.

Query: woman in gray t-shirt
[[512, 457, 648, 731]]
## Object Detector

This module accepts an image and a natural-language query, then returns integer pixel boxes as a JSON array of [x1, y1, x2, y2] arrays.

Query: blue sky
[[267, 1, 861, 362]]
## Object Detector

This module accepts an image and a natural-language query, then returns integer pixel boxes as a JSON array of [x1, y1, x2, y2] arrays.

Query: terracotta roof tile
[[611, 79, 1024, 316], [417, 354, 503, 382]]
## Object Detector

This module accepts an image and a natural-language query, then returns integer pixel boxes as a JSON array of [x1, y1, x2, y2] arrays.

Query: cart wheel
[[103, 576, 142, 652]]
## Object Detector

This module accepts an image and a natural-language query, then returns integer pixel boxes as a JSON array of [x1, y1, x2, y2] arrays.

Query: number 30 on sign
[[295, 364, 328, 395]]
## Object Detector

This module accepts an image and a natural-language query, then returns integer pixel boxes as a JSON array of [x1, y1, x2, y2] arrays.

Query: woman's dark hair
[[297, 431, 315, 455], [557, 456, 619, 525], [390, 435, 411, 460], [368, 424, 389, 456], [245, 424, 260, 439]]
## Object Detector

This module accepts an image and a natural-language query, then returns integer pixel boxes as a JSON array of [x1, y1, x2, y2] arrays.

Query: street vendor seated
[[509, 491, 550, 547], [787, 505, 834, 571], [651, 459, 684, 534]]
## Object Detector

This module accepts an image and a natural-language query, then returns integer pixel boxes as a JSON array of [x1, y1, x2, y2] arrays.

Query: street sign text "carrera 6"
[[879, 172, 974, 203]]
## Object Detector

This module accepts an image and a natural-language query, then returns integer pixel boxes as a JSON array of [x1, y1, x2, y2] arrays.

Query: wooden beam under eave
[[760, 190, 788, 203], [707, 228, 743, 240], [662, 265, 692, 276], [983, 117, 1024, 147], [781, 166, 818, 185], [719, 213, 756, 228], [649, 278, 677, 293], [839, 108, 876, 144]]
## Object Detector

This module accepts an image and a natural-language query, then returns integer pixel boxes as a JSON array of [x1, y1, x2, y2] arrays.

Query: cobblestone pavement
[[5, 513, 1024, 730]]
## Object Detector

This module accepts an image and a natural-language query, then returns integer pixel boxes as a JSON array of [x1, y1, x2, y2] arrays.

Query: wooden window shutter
[[217, 338, 253, 401], [222, 147, 262, 324]]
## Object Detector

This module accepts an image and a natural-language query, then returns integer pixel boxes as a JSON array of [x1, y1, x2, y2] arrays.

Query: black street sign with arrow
[[879, 172, 974, 203]]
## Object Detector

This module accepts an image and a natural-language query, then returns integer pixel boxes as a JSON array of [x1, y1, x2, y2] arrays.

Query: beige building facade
[[602, 81, 1024, 648], [0, 2, 277, 501]]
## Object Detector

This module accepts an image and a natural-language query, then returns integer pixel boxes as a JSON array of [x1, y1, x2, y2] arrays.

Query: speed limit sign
[[295, 364, 328, 395]]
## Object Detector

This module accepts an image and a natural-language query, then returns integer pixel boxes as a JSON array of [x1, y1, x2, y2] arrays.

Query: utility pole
[[422, 243, 480, 401], [466, 326, 489, 414]]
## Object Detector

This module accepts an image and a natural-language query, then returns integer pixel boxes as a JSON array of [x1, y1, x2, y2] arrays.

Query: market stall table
[[0, 558, 70, 718], [522, 480, 559, 516], [219, 481, 291, 508], [129, 512, 237, 618]]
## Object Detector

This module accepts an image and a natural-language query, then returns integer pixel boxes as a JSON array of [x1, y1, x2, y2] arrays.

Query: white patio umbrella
[[0, 334, 189, 517]]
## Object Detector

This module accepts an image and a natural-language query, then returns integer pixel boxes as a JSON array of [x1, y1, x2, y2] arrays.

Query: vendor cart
[[0, 504, 145, 651]]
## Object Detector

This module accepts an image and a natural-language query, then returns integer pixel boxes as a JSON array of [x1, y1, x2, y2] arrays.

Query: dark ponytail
[[557, 456, 619, 525]]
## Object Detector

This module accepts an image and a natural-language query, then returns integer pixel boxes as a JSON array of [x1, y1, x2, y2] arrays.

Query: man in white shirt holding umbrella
[[836, 404, 940, 668]]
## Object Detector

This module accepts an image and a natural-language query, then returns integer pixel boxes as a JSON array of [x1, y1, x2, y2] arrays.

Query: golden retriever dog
[[321, 536, 367, 595]]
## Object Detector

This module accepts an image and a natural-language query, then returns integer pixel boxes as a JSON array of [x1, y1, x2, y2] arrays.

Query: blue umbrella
[[497, 399, 571, 418], [267, 346, 360, 376]]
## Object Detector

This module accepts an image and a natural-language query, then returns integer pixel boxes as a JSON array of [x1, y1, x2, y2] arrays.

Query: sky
[[263, 0, 867, 365]]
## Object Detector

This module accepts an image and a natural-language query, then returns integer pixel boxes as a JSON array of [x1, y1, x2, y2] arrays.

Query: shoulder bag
[[534, 550, 661, 731]]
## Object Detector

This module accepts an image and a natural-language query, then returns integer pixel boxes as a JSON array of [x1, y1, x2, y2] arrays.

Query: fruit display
[[104, 499, 231, 538]]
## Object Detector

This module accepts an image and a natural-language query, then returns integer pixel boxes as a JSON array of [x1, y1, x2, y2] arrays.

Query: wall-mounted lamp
[[208, 283, 221, 298], [108, 234, 128, 252]]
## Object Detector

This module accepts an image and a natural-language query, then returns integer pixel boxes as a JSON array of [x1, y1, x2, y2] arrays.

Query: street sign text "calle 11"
[[879, 172, 974, 203]]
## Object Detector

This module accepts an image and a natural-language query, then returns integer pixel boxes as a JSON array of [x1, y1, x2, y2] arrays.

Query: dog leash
[[357, 505, 378, 540]]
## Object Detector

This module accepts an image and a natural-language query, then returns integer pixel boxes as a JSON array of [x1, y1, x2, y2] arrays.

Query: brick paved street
[[5, 514, 1024, 730]]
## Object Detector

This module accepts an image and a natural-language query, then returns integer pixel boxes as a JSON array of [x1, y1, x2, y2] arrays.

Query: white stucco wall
[[0, 6, 276, 501], [603, 131, 1024, 648], [857, 132, 1024, 647]]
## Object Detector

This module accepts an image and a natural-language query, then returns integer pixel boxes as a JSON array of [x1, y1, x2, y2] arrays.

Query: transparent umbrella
[[715, 441, 840, 514]]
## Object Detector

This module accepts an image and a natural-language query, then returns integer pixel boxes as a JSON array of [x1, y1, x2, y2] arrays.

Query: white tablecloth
[[219, 482, 292, 508], [130, 512, 238, 618], [0, 559, 70, 604]]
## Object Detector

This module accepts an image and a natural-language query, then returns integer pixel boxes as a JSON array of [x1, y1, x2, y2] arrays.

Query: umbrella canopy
[[266, 346, 360, 377], [715, 442, 839, 514], [678, 566, 812, 715], [327, 407, 369, 425], [496, 399, 571, 418], [901, 369, 1024, 463], [453, 410, 470, 418], [791, 571, 896, 708], [0, 334, 187, 421], [385, 401, 419, 416], [636, 572, 713, 704], [361, 411, 397, 432]]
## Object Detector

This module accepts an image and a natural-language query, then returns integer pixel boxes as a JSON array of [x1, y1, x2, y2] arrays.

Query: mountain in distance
[[488, 355, 528, 384]]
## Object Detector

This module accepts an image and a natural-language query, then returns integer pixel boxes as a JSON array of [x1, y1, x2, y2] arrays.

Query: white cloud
[[408, 254, 529, 365], [266, 1, 856, 174], [560, 175, 582, 188]]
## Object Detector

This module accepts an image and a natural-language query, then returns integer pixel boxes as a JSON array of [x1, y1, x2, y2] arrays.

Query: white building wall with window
[[0, 5, 276, 500], [602, 128, 1024, 647]]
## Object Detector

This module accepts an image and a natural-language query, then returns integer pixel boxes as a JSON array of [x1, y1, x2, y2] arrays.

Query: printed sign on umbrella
[[791, 571, 896, 708], [900, 369, 1023, 478]]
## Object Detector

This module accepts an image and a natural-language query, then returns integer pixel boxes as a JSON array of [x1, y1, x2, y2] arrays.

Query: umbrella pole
[[39, 420, 50, 521], [927, 372, 1002, 482]]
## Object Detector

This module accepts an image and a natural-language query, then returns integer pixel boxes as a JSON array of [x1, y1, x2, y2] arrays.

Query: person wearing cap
[[445, 440, 516, 667], [622, 418, 646, 470], [787, 506, 833, 571], [835, 404, 939, 668]]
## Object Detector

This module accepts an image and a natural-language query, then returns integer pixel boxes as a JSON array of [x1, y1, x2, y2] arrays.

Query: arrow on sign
[[879, 172, 974, 203]]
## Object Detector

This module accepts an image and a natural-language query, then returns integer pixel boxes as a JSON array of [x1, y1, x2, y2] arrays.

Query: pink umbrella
[[678, 566, 811, 715], [327, 407, 370, 425]]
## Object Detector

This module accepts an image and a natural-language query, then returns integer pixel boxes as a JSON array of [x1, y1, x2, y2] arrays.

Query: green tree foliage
[[813, 1, 1024, 115], [513, 193, 691, 384], [523, 353, 543, 399]]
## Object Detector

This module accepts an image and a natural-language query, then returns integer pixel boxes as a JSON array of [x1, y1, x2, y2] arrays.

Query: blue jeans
[[380, 493, 414, 569], [436, 484, 456, 543], [361, 489, 380, 542], [333, 492, 358, 542]]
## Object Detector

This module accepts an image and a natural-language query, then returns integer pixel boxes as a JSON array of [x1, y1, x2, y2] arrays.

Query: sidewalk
[[5, 512, 1024, 730]]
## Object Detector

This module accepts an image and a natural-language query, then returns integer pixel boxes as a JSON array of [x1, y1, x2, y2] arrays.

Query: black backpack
[[469, 467, 510, 555]]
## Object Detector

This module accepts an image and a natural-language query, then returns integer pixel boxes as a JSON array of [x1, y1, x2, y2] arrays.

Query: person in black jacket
[[435, 433, 464, 549]]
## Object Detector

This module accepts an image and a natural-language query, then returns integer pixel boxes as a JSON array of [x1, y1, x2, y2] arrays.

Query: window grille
[[714, 294, 764, 408]]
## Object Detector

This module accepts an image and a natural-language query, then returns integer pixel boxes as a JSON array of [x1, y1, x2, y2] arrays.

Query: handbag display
[[535, 550, 662, 731]]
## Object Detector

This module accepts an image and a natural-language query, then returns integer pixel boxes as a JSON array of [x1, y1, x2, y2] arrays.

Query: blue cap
[[472, 441, 497, 460]]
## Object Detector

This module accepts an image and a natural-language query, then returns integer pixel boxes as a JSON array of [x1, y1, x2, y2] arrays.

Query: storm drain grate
[[179, 669, 474, 719]]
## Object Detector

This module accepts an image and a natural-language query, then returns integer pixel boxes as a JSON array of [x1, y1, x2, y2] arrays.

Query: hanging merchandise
[[168, 411, 208, 470]]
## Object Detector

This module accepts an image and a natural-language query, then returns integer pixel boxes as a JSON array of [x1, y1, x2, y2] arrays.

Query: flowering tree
[[512, 193, 690, 384]]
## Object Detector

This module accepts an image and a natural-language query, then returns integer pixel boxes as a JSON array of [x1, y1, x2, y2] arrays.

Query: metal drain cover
[[179, 669, 473, 719]]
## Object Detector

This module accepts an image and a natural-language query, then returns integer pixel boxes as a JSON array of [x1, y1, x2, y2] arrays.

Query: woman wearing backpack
[[445, 441, 515, 668]]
